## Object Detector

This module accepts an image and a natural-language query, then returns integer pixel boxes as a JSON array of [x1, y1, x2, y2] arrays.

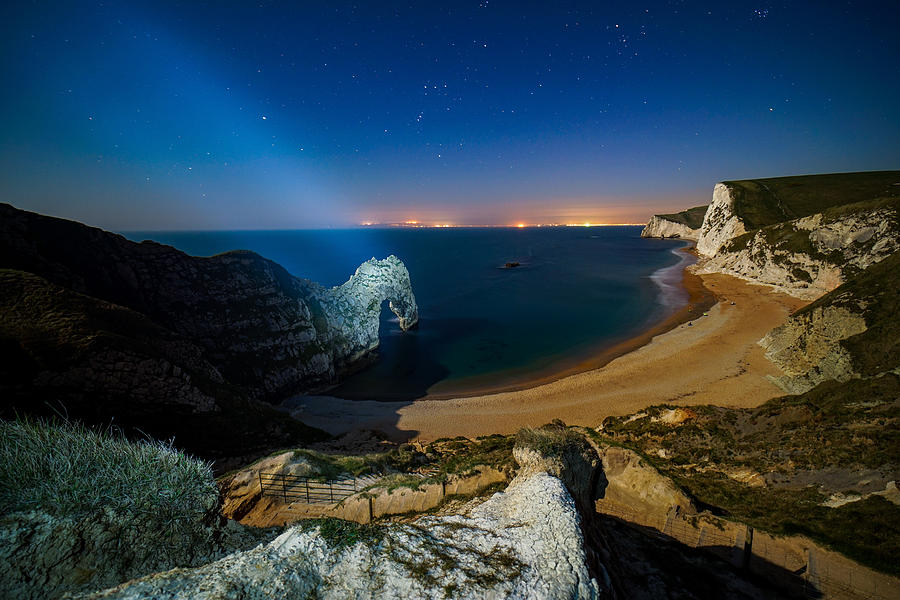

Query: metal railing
[[258, 472, 360, 505]]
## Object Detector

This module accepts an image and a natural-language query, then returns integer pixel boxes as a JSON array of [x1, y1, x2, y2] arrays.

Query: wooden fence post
[[281, 474, 287, 502]]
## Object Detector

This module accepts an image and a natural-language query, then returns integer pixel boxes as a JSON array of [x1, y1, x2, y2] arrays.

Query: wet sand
[[284, 270, 808, 441]]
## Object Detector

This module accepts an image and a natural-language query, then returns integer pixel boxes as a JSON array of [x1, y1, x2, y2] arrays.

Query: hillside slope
[[760, 251, 900, 393], [0, 203, 419, 460]]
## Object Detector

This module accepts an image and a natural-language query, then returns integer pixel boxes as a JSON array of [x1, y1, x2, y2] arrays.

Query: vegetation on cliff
[[721, 171, 900, 231], [796, 250, 900, 377], [0, 418, 277, 600], [599, 374, 900, 575], [0, 418, 218, 520]]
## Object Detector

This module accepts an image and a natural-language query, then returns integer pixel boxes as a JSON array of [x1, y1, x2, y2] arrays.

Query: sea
[[124, 227, 690, 400]]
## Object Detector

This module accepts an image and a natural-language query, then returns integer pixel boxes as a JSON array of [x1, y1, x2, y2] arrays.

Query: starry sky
[[1, 1, 899, 230]]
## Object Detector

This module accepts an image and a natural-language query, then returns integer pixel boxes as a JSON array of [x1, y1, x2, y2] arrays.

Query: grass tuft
[[0, 417, 218, 527], [515, 421, 592, 458]]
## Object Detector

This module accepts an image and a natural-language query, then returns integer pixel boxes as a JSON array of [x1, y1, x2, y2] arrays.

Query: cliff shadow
[[593, 514, 823, 600], [326, 302, 459, 402]]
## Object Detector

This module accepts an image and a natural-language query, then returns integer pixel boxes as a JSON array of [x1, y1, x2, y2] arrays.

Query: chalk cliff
[[693, 172, 900, 299], [696, 183, 748, 256], [640, 205, 707, 240]]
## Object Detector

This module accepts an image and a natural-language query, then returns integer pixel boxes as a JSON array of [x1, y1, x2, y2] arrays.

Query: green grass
[[0, 417, 218, 526], [290, 445, 426, 480], [657, 205, 708, 229], [722, 171, 900, 230], [301, 517, 386, 549], [432, 434, 516, 477], [723, 194, 899, 263], [515, 420, 593, 458]]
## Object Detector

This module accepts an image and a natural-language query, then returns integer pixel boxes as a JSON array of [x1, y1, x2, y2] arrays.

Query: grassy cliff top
[[722, 171, 900, 230], [655, 205, 708, 229]]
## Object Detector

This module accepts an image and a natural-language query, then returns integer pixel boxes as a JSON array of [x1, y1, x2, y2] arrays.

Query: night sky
[[2, 1, 898, 229]]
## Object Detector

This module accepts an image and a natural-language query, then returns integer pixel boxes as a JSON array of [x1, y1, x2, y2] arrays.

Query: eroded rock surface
[[79, 473, 602, 600], [692, 174, 900, 299], [760, 305, 867, 393], [758, 251, 900, 393], [641, 216, 699, 240], [696, 206, 899, 299], [696, 183, 748, 257], [641, 205, 707, 241]]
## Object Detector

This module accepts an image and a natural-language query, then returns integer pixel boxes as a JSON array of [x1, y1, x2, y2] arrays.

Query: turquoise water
[[124, 227, 687, 399]]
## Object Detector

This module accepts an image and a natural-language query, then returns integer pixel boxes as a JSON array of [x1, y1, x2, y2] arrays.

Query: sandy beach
[[284, 269, 808, 441]]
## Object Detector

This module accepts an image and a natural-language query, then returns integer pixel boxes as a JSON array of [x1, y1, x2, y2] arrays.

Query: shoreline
[[419, 243, 715, 400], [284, 267, 809, 440]]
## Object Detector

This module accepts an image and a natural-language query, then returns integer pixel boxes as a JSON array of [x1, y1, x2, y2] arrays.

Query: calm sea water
[[124, 227, 687, 399]]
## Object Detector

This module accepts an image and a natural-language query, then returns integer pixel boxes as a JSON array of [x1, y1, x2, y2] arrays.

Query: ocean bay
[[126, 226, 687, 399]]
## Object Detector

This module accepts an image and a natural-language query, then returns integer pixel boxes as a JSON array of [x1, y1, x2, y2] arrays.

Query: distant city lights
[[358, 220, 643, 228]]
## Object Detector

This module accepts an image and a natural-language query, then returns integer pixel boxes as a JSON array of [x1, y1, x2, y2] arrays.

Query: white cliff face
[[695, 207, 899, 300], [696, 184, 747, 257], [759, 305, 868, 394], [640, 216, 699, 241], [80, 473, 601, 600]]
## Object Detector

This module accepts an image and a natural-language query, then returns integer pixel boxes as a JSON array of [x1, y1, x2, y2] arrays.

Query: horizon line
[[120, 222, 648, 233]]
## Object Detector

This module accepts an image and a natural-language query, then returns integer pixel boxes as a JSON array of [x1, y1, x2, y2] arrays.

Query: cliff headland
[[0, 203, 418, 461]]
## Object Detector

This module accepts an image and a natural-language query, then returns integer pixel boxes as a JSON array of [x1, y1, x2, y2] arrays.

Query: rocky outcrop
[[78, 472, 603, 600], [593, 445, 696, 518], [641, 206, 707, 241], [696, 184, 748, 256], [305, 255, 418, 372], [641, 216, 699, 240], [760, 305, 867, 393], [0, 203, 418, 455], [0, 203, 418, 401], [695, 205, 899, 299], [758, 251, 900, 393]]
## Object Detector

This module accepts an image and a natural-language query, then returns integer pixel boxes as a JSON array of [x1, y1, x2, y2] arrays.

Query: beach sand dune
[[285, 272, 807, 441]]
